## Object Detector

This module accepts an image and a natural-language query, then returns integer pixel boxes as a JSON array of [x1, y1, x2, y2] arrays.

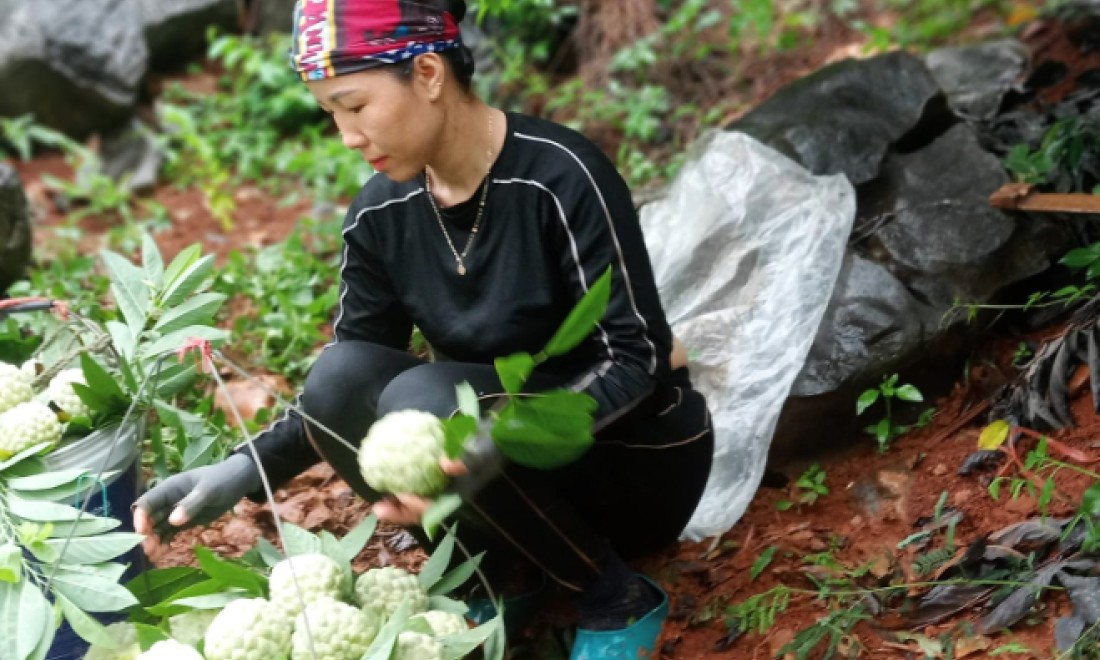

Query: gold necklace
[[425, 110, 495, 276]]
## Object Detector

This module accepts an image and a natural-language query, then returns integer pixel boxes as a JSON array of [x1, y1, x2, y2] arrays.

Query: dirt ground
[[9, 5, 1100, 659]]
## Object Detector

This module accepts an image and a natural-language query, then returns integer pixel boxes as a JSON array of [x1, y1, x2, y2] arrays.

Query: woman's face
[[307, 64, 444, 183]]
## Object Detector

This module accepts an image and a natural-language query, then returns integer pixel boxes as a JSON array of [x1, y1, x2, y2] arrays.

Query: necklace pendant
[[457, 263, 467, 276]]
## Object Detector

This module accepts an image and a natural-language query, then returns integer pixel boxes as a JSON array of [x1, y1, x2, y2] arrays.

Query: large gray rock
[[925, 39, 1030, 121], [769, 123, 1076, 462], [138, 0, 239, 70], [0, 164, 32, 294], [0, 0, 147, 139], [727, 51, 944, 185]]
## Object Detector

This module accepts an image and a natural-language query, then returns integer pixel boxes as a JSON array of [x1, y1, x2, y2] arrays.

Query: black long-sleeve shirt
[[242, 112, 674, 487]]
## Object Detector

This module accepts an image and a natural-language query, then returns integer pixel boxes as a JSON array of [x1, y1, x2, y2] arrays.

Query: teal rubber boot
[[569, 576, 668, 660]]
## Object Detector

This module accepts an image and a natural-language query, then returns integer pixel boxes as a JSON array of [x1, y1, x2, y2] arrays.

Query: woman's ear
[[412, 53, 447, 100]]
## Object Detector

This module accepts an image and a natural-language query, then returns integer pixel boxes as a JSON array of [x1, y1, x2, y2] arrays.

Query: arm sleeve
[[553, 150, 673, 433], [234, 204, 414, 497]]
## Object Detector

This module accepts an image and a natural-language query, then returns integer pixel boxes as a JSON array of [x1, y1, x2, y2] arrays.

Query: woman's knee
[[376, 363, 463, 418], [302, 341, 420, 426]]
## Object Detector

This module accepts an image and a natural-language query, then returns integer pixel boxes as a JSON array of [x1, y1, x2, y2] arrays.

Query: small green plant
[[777, 604, 869, 659], [1011, 341, 1033, 367], [749, 545, 777, 581], [0, 115, 77, 161], [857, 374, 924, 452], [776, 463, 828, 511], [1004, 117, 1100, 193]]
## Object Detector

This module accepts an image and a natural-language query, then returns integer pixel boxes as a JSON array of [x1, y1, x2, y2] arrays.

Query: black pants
[[300, 341, 713, 593]]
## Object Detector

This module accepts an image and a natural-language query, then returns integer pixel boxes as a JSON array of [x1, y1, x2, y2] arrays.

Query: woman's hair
[[388, 0, 476, 92]]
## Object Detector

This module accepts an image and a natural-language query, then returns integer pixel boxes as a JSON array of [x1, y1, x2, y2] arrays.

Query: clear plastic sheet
[[639, 132, 856, 540]]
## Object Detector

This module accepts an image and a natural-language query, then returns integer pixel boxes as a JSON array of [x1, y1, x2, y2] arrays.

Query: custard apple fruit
[[290, 596, 379, 660], [354, 566, 429, 618], [168, 609, 219, 647], [204, 598, 291, 660], [46, 368, 92, 419], [20, 358, 41, 382], [270, 553, 348, 618], [394, 631, 443, 660], [0, 400, 61, 458], [83, 622, 141, 660], [410, 610, 469, 637], [136, 639, 204, 660], [357, 410, 448, 496], [0, 362, 33, 415]]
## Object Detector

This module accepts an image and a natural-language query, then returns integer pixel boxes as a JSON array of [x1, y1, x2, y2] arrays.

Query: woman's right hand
[[132, 453, 262, 559]]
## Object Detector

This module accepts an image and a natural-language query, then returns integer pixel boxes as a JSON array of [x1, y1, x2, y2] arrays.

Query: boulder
[[727, 51, 944, 185], [0, 164, 32, 294], [0, 0, 147, 139], [137, 0, 240, 70], [925, 39, 1030, 121]]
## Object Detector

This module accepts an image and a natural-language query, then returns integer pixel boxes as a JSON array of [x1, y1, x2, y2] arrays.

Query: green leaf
[[441, 414, 477, 460], [194, 546, 266, 596], [358, 599, 412, 660], [56, 590, 119, 648], [856, 389, 879, 415], [134, 622, 170, 651], [79, 352, 129, 406], [15, 580, 52, 660], [455, 382, 480, 419], [280, 522, 321, 556], [106, 320, 136, 361], [491, 392, 597, 469], [142, 233, 165, 291], [152, 293, 227, 335], [162, 244, 201, 293], [102, 250, 153, 337], [894, 384, 923, 403], [126, 567, 206, 608], [7, 494, 87, 521], [494, 352, 535, 396], [427, 595, 469, 615], [429, 552, 484, 597], [140, 325, 228, 360], [41, 533, 142, 565], [418, 528, 456, 591], [750, 546, 777, 581], [0, 442, 53, 473], [42, 515, 121, 538], [162, 254, 215, 306], [423, 494, 462, 541], [338, 514, 377, 562], [6, 468, 89, 491], [540, 266, 613, 358], [172, 591, 247, 610], [51, 566, 140, 612], [0, 543, 21, 583], [1080, 482, 1100, 517], [440, 616, 502, 660], [146, 578, 227, 617]]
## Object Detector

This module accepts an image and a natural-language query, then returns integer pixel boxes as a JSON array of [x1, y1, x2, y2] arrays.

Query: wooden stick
[[990, 183, 1100, 214]]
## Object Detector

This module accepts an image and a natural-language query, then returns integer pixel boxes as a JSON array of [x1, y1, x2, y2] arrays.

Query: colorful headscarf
[[291, 0, 463, 82]]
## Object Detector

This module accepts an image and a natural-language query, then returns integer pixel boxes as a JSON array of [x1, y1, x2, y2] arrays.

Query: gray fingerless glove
[[133, 453, 262, 538]]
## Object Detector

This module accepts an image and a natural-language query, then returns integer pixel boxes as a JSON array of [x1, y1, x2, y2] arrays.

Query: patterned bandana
[[291, 0, 463, 82]]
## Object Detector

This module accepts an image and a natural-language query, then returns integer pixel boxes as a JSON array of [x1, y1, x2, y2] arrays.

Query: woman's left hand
[[371, 458, 470, 525]]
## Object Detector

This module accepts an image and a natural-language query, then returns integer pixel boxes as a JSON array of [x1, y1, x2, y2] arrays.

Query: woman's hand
[[371, 458, 469, 525]]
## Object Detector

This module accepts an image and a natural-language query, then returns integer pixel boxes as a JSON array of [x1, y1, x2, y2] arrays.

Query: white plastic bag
[[639, 132, 855, 540]]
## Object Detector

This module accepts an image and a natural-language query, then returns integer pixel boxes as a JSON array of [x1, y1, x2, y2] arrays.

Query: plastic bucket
[[41, 420, 147, 660]]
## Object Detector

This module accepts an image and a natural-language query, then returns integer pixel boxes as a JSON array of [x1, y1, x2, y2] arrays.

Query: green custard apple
[[203, 598, 290, 660], [0, 362, 33, 415], [45, 368, 92, 419], [393, 631, 443, 660], [269, 552, 348, 618], [409, 610, 469, 637], [0, 400, 61, 458], [357, 410, 448, 497], [136, 639, 204, 660], [354, 566, 429, 619], [290, 596, 379, 660]]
